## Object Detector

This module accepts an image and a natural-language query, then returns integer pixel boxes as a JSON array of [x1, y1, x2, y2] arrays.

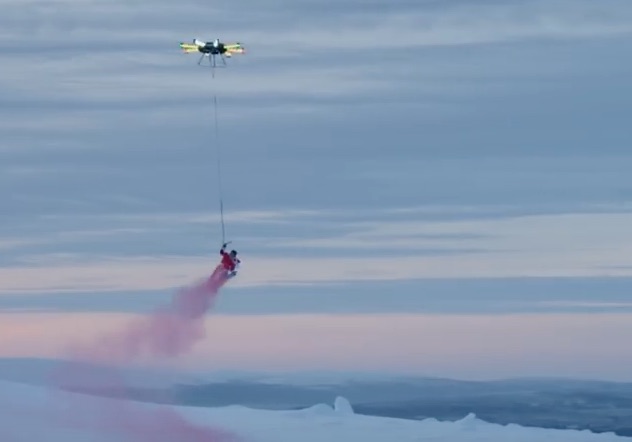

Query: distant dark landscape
[[1, 358, 631, 437], [74, 376, 632, 437]]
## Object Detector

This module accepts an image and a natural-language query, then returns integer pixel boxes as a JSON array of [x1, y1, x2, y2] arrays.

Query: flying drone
[[179, 38, 246, 69]]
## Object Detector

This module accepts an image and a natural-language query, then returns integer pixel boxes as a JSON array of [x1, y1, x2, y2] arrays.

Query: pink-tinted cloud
[[1, 312, 631, 381]]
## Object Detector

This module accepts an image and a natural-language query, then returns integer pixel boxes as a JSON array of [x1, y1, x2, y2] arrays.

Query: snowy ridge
[[0, 380, 628, 441], [2, 358, 632, 438]]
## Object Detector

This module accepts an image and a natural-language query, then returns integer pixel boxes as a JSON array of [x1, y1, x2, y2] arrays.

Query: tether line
[[213, 93, 226, 244]]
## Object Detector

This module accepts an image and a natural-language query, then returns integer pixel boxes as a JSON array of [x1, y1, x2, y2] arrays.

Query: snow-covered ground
[[0, 379, 628, 442]]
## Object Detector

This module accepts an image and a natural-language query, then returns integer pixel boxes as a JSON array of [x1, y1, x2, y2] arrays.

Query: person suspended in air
[[220, 242, 240, 278]]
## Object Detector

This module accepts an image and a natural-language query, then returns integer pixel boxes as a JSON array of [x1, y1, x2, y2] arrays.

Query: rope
[[213, 93, 226, 244]]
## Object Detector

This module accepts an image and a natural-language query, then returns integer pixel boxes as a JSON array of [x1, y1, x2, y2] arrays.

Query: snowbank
[[0, 380, 626, 442]]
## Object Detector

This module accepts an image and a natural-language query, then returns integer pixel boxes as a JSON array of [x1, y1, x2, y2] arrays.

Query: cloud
[[2, 0, 632, 309], [4, 0, 631, 48], [2, 311, 632, 381], [535, 301, 632, 309], [2, 0, 631, 185], [3, 210, 632, 293], [3, 0, 631, 108], [0, 208, 326, 262]]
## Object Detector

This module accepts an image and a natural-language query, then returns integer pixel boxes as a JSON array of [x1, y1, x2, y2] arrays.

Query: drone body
[[179, 38, 245, 69]]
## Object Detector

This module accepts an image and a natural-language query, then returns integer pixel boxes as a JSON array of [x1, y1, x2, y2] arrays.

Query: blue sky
[[2, 0, 632, 380]]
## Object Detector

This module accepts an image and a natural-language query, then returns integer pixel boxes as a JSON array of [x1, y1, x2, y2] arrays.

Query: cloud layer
[[3, 0, 632, 379]]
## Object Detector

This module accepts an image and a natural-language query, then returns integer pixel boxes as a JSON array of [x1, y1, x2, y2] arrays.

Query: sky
[[2, 0, 632, 381]]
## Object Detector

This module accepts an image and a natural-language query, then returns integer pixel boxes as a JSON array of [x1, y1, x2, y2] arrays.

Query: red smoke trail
[[71, 264, 229, 364], [49, 264, 239, 442]]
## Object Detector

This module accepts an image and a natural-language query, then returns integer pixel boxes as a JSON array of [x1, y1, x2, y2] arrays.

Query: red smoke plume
[[50, 264, 238, 442]]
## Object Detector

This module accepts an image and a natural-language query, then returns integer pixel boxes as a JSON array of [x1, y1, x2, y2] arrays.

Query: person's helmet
[[230, 250, 237, 256]]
